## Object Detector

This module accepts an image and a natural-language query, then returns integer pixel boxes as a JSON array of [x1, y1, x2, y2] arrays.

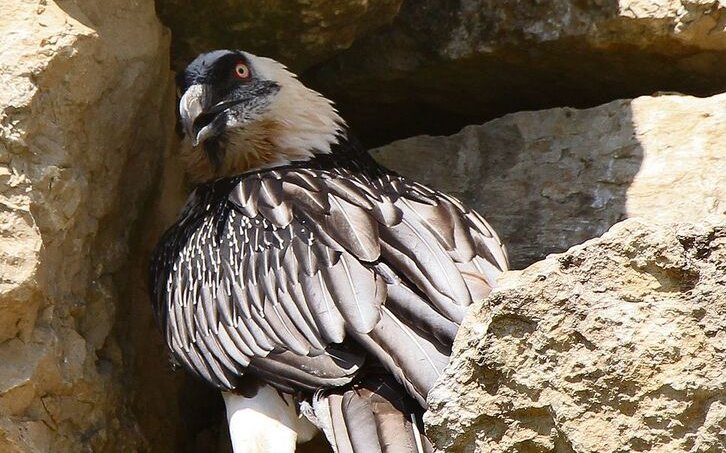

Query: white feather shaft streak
[[223, 387, 318, 453], [411, 412, 425, 453]]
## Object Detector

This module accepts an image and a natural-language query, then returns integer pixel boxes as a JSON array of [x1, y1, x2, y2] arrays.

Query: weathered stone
[[373, 93, 726, 268], [308, 0, 726, 144], [156, 0, 403, 71], [426, 218, 726, 453], [0, 0, 174, 450]]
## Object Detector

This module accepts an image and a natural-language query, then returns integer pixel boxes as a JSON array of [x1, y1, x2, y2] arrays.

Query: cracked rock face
[[308, 0, 726, 144], [156, 0, 403, 71], [0, 0, 173, 451], [425, 218, 726, 453]]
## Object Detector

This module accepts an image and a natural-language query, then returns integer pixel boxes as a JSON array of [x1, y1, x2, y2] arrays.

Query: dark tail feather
[[311, 375, 433, 453]]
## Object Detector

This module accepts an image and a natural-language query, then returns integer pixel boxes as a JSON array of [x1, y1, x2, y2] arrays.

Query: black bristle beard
[[204, 137, 226, 172]]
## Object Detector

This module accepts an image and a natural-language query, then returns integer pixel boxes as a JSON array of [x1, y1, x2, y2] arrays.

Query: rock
[[0, 0, 173, 451], [307, 0, 726, 144], [426, 218, 726, 453], [156, 0, 403, 71], [373, 93, 726, 268]]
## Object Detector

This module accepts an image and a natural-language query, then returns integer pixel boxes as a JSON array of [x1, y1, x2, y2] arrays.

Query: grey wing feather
[[341, 392, 383, 453], [385, 283, 458, 347], [312, 374, 433, 453], [358, 306, 450, 406], [150, 164, 507, 398], [322, 253, 385, 333]]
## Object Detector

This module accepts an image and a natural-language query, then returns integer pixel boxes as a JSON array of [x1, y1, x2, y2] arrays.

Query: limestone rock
[[0, 0, 174, 451], [308, 0, 726, 144], [373, 93, 726, 268], [426, 218, 726, 452], [156, 0, 403, 71]]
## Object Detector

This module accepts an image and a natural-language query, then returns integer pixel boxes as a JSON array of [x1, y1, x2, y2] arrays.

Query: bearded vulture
[[150, 49, 508, 453]]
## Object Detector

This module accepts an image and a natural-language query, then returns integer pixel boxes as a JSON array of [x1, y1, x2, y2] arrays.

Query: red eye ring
[[234, 62, 250, 80]]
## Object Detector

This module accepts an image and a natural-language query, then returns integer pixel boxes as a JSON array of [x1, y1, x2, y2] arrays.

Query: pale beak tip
[[179, 84, 207, 146]]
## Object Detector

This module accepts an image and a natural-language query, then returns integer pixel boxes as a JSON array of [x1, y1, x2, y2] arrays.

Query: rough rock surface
[[156, 0, 403, 71], [0, 0, 173, 451], [373, 93, 726, 268], [426, 218, 726, 453], [308, 0, 726, 144]]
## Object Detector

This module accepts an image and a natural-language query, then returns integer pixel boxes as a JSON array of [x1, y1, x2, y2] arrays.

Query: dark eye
[[233, 62, 250, 80]]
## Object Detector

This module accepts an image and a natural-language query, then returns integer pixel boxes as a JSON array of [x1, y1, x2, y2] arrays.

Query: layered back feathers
[[151, 148, 508, 405]]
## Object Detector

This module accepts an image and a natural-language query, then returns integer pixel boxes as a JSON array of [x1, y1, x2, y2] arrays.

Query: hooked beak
[[179, 84, 246, 147], [179, 84, 210, 147]]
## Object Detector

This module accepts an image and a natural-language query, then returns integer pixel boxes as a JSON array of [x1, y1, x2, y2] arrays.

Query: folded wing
[[150, 165, 508, 401]]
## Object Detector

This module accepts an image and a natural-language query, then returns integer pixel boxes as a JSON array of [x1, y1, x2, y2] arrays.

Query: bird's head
[[177, 50, 345, 181]]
